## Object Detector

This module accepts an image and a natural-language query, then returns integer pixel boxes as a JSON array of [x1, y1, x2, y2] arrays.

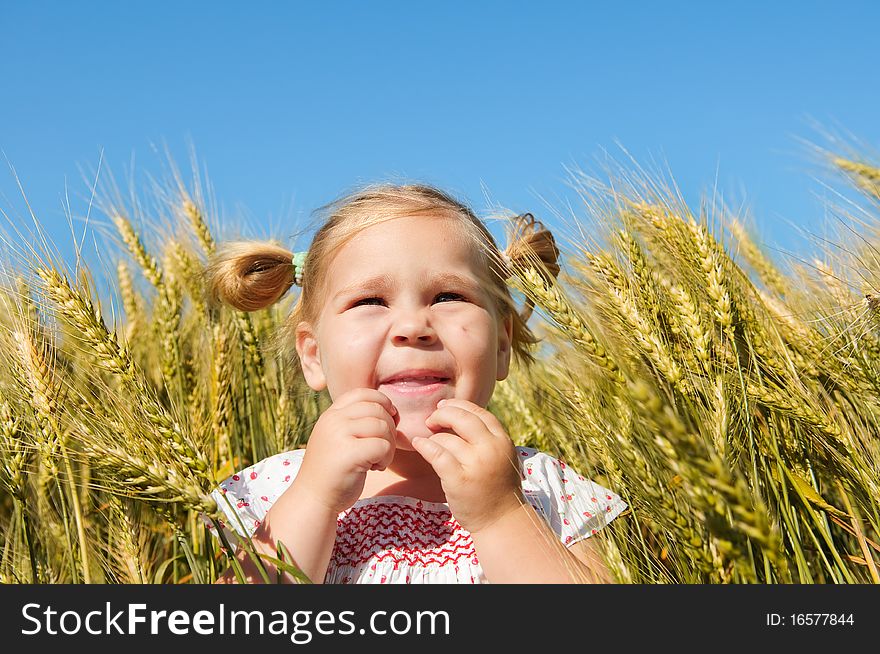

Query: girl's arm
[[215, 482, 340, 584], [216, 388, 399, 584], [416, 400, 621, 584], [416, 400, 620, 583], [468, 500, 614, 584]]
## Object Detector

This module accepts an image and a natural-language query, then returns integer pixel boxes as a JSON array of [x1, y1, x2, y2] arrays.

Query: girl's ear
[[295, 321, 327, 391], [496, 312, 514, 381]]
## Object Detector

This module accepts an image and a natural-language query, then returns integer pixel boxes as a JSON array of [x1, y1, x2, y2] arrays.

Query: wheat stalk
[[116, 260, 143, 343], [512, 264, 624, 384], [210, 322, 234, 471], [588, 252, 688, 394], [112, 213, 163, 288], [182, 197, 216, 257], [11, 327, 93, 583], [729, 219, 789, 297], [834, 157, 880, 198], [155, 255, 184, 397], [105, 495, 148, 583], [35, 267, 212, 485], [692, 222, 735, 335]]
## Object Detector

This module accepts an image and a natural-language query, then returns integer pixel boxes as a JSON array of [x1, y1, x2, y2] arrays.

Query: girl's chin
[[393, 433, 416, 451], [393, 429, 432, 451], [393, 414, 436, 450]]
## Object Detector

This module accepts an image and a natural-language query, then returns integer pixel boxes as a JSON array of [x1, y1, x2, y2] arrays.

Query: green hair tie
[[292, 251, 307, 286]]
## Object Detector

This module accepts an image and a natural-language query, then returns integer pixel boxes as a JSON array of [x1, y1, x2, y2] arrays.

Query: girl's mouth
[[378, 373, 451, 397]]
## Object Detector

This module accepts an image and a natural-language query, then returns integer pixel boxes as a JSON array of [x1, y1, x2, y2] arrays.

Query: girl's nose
[[391, 309, 437, 345]]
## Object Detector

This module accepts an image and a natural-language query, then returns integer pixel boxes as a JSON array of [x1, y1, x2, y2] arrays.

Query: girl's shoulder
[[515, 446, 628, 547], [221, 449, 306, 486], [204, 449, 307, 548], [218, 448, 306, 504]]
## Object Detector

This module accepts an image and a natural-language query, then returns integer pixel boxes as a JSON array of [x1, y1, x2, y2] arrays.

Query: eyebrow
[[332, 271, 483, 302]]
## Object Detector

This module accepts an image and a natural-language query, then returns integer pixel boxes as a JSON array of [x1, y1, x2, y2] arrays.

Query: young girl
[[204, 184, 627, 584]]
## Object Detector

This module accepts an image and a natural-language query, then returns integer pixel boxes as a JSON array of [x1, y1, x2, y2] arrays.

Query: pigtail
[[503, 213, 561, 324], [205, 240, 296, 312]]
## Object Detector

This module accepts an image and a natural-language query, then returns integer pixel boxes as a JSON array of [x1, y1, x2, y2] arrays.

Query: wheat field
[[1, 152, 878, 584]]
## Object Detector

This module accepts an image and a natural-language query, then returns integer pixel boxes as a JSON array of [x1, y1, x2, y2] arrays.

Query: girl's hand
[[414, 398, 524, 534], [292, 388, 398, 515]]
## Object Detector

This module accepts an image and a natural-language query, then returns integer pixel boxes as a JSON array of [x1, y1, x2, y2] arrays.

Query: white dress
[[204, 446, 627, 584]]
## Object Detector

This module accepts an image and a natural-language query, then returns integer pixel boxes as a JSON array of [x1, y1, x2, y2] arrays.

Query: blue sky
[[1, 1, 879, 278]]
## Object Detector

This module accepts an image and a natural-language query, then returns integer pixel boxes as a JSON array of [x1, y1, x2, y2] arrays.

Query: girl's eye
[[352, 297, 385, 307], [435, 292, 466, 303], [350, 292, 466, 308]]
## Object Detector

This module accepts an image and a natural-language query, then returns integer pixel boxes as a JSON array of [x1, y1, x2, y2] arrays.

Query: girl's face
[[296, 214, 513, 449]]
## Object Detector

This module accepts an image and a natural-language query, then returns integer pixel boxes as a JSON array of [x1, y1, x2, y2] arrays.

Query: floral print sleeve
[[517, 447, 627, 547], [201, 449, 305, 552]]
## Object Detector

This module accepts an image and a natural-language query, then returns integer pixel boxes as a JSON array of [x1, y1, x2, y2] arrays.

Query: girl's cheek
[[341, 326, 385, 359], [452, 317, 495, 349]]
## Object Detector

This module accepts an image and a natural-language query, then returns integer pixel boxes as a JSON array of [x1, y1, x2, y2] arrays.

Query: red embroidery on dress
[[328, 502, 476, 571]]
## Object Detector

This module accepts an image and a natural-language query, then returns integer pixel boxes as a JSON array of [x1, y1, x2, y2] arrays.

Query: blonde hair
[[205, 183, 560, 366]]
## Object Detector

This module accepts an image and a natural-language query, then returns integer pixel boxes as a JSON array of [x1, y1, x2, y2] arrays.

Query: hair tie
[[292, 251, 307, 286]]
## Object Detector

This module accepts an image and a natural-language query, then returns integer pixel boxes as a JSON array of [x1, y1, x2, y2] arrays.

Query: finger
[[423, 432, 469, 462], [435, 398, 507, 439], [340, 400, 398, 425], [332, 388, 398, 417], [347, 417, 396, 443], [350, 436, 395, 471], [425, 404, 493, 444], [411, 436, 463, 479]]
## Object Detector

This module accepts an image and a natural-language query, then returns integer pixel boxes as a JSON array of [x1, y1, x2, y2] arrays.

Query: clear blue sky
[[2, 1, 878, 276]]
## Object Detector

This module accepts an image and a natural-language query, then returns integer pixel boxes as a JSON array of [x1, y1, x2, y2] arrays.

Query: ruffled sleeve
[[517, 446, 627, 547], [202, 449, 306, 552]]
